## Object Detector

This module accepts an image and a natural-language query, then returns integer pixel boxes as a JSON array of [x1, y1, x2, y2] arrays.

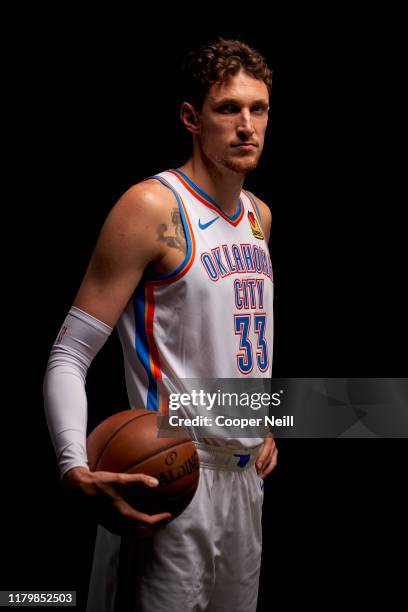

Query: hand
[[256, 435, 278, 479], [62, 467, 171, 536]]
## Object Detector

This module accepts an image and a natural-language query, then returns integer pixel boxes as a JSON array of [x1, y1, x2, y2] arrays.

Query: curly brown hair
[[179, 37, 273, 110]]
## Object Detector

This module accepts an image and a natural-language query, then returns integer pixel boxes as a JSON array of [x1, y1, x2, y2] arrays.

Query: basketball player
[[44, 37, 278, 611]]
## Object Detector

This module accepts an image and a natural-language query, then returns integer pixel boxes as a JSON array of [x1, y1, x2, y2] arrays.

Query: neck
[[178, 152, 244, 216]]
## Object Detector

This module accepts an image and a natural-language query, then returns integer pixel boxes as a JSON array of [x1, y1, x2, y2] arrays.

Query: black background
[[3, 6, 407, 611]]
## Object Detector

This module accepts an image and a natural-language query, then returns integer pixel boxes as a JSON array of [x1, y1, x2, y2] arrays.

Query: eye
[[251, 104, 268, 114], [217, 104, 240, 114]]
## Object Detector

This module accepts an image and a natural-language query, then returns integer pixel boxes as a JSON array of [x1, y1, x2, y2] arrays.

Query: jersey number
[[234, 314, 269, 374]]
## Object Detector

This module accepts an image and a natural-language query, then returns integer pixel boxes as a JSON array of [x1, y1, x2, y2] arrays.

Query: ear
[[180, 102, 201, 134]]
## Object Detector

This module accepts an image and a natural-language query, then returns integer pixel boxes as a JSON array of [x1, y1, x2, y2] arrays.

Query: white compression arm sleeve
[[43, 306, 113, 480]]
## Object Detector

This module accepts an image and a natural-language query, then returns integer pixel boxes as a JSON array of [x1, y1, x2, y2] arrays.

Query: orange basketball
[[86, 408, 199, 519]]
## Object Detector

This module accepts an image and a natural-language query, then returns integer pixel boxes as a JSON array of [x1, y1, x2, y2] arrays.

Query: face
[[195, 70, 270, 174]]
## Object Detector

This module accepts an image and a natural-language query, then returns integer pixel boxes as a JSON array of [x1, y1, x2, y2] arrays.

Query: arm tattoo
[[157, 207, 187, 254]]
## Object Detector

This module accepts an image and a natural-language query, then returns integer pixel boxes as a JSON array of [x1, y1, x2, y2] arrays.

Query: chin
[[223, 157, 260, 174]]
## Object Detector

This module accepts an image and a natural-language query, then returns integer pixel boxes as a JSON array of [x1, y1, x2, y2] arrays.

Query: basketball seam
[[119, 440, 196, 473], [93, 412, 153, 470], [94, 415, 192, 471]]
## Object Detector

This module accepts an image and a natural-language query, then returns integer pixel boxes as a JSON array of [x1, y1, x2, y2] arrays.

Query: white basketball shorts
[[86, 443, 264, 612]]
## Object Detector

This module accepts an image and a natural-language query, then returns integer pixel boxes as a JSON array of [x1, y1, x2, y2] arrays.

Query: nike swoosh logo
[[198, 216, 219, 230]]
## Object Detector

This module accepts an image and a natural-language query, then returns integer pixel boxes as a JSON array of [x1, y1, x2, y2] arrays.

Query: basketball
[[86, 408, 199, 518]]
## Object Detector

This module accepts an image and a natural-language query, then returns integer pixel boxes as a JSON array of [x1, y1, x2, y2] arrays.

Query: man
[[44, 37, 278, 612]]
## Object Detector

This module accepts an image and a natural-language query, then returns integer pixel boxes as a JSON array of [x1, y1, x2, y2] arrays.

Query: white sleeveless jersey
[[116, 169, 274, 448]]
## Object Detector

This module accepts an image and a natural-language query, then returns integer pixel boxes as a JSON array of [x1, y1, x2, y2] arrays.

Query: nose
[[237, 109, 255, 140]]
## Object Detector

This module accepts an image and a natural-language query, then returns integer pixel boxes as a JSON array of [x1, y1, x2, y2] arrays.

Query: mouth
[[231, 143, 258, 150]]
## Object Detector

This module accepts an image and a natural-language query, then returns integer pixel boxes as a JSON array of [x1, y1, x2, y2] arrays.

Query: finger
[[256, 439, 274, 471], [111, 473, 160, 488], [114, 498, 171, 526], [132, 522, 169, 539], [260, 448, 278, 478], [256, 446, 269, 469], [136, 511, 173, 526], [259, 444, 278, 475], [100, 500, 171, 535], [258, 453, 271, 477]]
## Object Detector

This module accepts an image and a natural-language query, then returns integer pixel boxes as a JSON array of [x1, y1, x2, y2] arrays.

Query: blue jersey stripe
[[172, 168, 243, 222], [144, 175, 193, 281], [132, 286, 158, 411]]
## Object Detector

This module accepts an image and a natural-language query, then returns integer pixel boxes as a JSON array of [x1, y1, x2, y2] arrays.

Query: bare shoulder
[[72, 178, 179, 326], [246, 191, 272, 242], [95, 176, 187, 275], [80, 177, 179, 278], [97, 177, 179, 255], [112, 178, 176, 223]]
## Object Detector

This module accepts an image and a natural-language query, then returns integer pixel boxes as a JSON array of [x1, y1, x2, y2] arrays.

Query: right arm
[[73, 179, 170, 325], [43, 180, 175, 535]]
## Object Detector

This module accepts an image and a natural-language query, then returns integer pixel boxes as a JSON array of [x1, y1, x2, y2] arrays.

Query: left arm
[[250, 195, 277, 477]]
